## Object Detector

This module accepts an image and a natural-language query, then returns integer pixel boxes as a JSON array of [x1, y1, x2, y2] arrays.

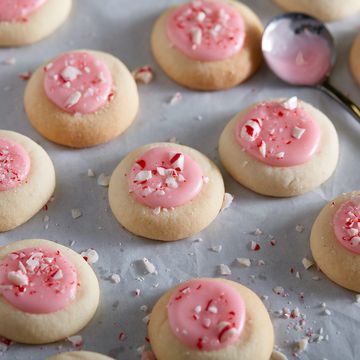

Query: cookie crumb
[[302, 257, 314, 270], [168, 92, 182, 105], [209, 245, 222, 253], [295, 224, 305, 233], [111, 273, 121, 284], [87, 169, 95, 177], [67, 335, 83, 348]]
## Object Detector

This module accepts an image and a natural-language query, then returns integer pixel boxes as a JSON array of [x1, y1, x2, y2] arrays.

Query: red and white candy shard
[[132, 66, 154, 84], [240, 118, 263, 142], [333, 197, 360, 255], [282, 96, 298, 110]]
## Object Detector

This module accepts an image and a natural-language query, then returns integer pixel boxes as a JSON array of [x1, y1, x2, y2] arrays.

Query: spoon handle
[[317, 80, 360, 121]]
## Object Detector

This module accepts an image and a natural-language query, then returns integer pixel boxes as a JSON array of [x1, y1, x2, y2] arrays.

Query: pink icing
[[0, 247, 77, 314], [128, 147, 204, 209], [43, 52, 113, 115], [333, 197, 360, 255], [166, 0, 245, 61], [167, 279, 246, 351], [0, 0, 46, 22], [235, 100, 321, 167], [0, 138, 30, 191]]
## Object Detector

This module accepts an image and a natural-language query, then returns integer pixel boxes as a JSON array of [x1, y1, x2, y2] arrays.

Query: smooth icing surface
[[43, 52, 113, 115], [0, 138, 30, 191], [235, 99, 321, 167], [166, 0, 245, 61], [128, 147, 204, 209], [167, 279, 246, 351], [0, 247, 77, 314], [0, 0, 46, 22], [333, 197, 360, 255]]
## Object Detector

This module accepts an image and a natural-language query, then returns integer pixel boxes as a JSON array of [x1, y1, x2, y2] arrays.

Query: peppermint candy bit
[[135, 170, 152, 182], [241, 118, 263, 142], [7, 270, 29, 286], [291, 126, 306, 140], [65, 91, 82, 109], [61, 66, 82, 82], [282, 96, 298, 110]]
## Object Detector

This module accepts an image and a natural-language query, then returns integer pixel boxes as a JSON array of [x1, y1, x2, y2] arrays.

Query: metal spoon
[[261, 13, 360, 120]]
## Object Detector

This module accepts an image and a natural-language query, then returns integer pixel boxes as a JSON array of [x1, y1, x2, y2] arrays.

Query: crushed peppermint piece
[[218, 264, 231, 276], [191, 27, 202, 46], [61, 66, 82, 82], [291, 126, 306, 139], [7, 270, 29, 286], [97, 173, 110, 187], [273, 286, 285, 296], [111, 273, 121, 284], [67, 335, 83, 348], [258, 140, 267, 158], [236, 258, 251, 267], [220, 193, 234, 212], [19, 71, 32, 80], [71, 208, 82, 219], [241, 118, 263, 142], [323, 309, 331, 316], [132, 66, 154, 84], [282, 96, 298, 110], [209, 245, 222, 253], [302, 258, 314, 270], [81, 249, 99, 264], [65, 91, 82, 108], [168, 92, 182, 105], [250, 241, 261, 251], [142, 258, 157, 274], [254, 228, 263, 235], [275, 151, 285, 159]]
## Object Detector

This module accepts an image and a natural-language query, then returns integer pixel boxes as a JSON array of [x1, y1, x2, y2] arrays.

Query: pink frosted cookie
[[151, 0, 263, 90], [148, 278, 274, 360], [0, 239, 100, 344], [108, 143, 225, 241], [311, 191, 360, 292], [24, 50, 139, 148], [218, 97, 339, 197], [0, 130, 55, 232], [0, 0, 72, 47]]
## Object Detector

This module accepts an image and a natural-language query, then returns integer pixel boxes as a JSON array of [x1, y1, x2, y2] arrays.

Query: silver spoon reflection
[[262, 13, 360, 120]]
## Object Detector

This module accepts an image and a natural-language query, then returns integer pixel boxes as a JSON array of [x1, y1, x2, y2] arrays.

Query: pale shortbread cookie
[[218, 99, 339, 197], [310, 191, 360, 292], [0, 239, 100, 344], [151, 0, 263, 91], [273, 0, 360, 22], [47, 351, 114, 360], [0, 0, 72, 47], [24, 50, 139, 148], [350, 32, 360, 86], [0, 130, 55, 232], [148, 278, 274, 360], [108, 143, 225, 241]]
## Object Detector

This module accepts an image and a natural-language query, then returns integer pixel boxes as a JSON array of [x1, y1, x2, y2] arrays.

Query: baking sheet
[[0, 0, 360, 359]]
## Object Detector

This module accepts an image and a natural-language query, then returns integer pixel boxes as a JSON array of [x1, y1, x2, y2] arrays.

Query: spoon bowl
[[261, 12, 360, 119]]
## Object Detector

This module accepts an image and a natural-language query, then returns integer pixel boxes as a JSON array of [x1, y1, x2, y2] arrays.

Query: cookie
[[0, 0, 72, 47], [151, 0, 263, 90], [310, 191, 360, 292], [24, 50, 139, 148], [218, 97, 339, 197], [350, 32, 360, 86], [47, 351, 114, 360], [0, 239, 100, 344], [108, 143, 225, 241], [0, 130, 55, 232], [148, 278, 274, 360], [272, 0, 360, 22]]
